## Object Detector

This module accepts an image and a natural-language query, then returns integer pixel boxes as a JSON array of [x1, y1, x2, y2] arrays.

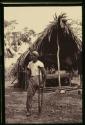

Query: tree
[[21, 27, 36, 43], [4, 20, 18, 28]]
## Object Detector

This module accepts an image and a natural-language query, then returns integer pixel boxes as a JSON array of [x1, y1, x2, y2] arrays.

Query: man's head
[[32, 51, 39, 62]]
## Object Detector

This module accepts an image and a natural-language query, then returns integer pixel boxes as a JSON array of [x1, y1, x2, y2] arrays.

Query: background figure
[[77, 52, 82, 87]]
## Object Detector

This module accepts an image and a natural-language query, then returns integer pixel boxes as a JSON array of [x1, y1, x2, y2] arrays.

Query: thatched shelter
[[11, 13, 82, 88]]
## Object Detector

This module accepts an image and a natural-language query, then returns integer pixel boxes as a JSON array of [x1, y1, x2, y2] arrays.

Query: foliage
[[4, 20, 36, 57]]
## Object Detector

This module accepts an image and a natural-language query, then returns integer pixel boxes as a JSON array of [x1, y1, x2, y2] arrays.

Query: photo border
[[0, 1, 84, 124]]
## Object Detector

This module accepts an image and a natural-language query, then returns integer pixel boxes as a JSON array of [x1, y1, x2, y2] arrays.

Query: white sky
[[4, 6, 82, 33]]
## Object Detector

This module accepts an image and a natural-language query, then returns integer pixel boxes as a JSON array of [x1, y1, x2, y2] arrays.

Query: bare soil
[[5, 82, 82, 124]]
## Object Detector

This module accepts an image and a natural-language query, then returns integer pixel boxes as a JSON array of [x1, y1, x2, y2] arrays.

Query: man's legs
[[26, 77, 39, 116]]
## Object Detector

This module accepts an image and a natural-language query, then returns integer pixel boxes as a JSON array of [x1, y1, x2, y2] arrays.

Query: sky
[[4, 6, 82, 33]]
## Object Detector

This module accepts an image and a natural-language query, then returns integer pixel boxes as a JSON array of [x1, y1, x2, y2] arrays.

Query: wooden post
[[57, 27, 61, 88]]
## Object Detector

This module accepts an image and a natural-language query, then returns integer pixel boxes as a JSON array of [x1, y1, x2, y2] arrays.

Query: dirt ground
[[5, 81, 82, 124]]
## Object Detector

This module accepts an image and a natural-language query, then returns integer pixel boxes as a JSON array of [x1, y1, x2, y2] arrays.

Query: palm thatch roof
[[10, 13, 82, 78]]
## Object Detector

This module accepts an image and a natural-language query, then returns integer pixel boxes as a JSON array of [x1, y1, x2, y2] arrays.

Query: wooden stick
[[38, 69, 44, 114], [38, 69, 41, 114]]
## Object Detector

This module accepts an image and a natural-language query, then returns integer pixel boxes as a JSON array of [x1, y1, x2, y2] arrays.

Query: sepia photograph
[[4, 6, 82, 123]]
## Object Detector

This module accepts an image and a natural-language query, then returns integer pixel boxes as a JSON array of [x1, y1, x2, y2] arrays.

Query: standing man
[[26, 51, 46, 116]]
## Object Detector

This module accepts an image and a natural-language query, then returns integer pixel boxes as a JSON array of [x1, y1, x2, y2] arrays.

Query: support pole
[[57, 27, 61, 89]]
